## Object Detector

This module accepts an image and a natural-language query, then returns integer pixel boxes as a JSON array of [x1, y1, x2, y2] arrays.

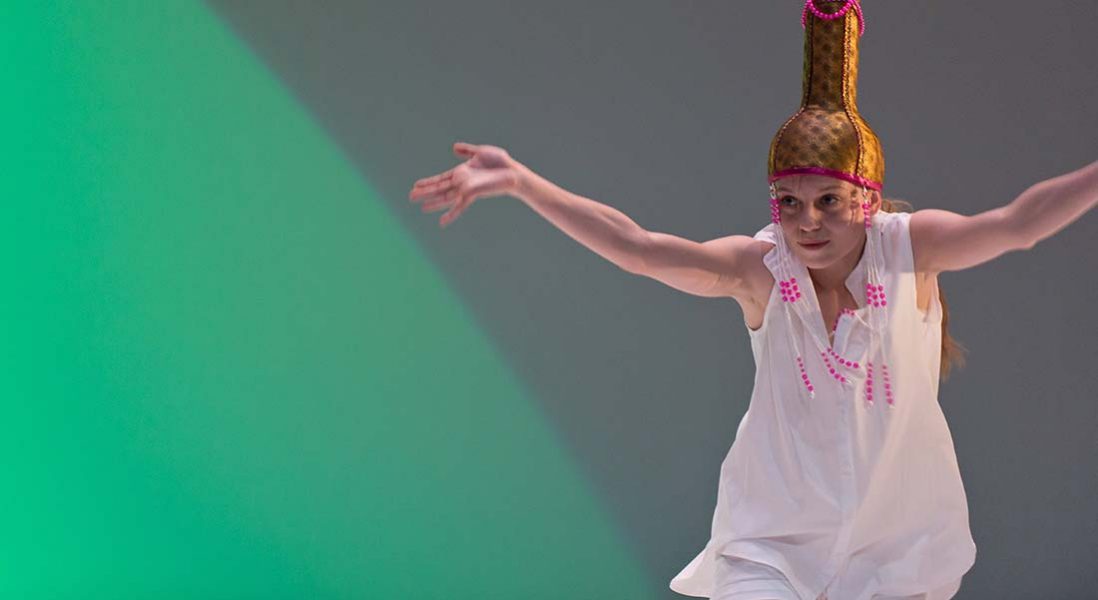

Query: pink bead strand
[[801, 0, 866, 36], [770, 183, 783, 224], [826, 347, 860, 371], [865, 360, 874, 406], [796, 356, 815, 395], [882, 363, 894, 405], [820, 351, 848, 384], [831, 307, 856, 334]]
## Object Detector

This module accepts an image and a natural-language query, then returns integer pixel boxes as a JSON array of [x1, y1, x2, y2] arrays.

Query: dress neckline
[[758, 214, 879, 353], [798, 237, 870, 353]]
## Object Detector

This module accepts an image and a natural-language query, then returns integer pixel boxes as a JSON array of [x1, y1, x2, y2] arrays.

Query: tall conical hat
[[768, 0, 883, 191]]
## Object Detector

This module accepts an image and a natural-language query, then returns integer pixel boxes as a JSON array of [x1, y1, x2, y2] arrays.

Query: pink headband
[[769, 166, 883, 193]]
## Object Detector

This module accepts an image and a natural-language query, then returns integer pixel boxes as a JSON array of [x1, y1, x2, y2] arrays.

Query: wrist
[[509, 159, 540, 201]]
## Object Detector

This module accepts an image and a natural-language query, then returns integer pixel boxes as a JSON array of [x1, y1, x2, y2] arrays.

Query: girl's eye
[[779, 195, 841, 207]]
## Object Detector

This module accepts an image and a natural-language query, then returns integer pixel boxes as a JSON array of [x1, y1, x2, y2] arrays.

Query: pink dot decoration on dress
[[826, 346, 860, 370], [796, 356, 815, 394], [865, 360, 874, 405], [780, 278, 802, 303], [820, 351, 848, 384], [866, 283, 887, 307], [831, 307, 856, 334], [882, 363, 894, 405]]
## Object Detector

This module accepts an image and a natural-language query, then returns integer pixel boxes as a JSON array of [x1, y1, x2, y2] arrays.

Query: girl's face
[[773, 174, 881, 270]]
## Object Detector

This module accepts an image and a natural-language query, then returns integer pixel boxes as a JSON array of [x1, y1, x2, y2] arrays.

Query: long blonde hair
[[878, 197, 967, 380]]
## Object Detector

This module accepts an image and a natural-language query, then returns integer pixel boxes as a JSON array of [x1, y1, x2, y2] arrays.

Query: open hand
[[408, 142, 521, 228]]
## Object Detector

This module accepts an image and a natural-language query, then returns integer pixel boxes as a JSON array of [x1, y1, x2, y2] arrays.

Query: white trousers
[[712, 555, 964, 600]]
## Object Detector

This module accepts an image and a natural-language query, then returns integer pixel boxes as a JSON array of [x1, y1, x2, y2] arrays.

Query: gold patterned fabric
[[768, 0, 884, 191]]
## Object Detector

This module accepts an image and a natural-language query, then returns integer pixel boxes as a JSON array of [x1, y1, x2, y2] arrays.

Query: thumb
[[453, 141, 478, 157]]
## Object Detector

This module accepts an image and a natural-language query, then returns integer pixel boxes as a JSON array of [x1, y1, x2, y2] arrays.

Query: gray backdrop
[[207, 1, 1097, 598]]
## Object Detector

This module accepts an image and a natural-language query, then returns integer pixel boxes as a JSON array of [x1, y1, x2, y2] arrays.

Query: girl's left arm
[[910, 159, 1098, 273]]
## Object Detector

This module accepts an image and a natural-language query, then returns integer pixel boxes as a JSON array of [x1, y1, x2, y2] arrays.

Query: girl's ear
[[870, 189, 883, 214]]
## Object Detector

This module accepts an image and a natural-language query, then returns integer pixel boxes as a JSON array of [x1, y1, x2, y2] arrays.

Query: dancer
[[408, 1, 1096, 598]]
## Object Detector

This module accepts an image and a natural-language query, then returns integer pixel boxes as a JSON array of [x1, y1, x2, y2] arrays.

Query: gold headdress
[[769, 0, 883, 190]]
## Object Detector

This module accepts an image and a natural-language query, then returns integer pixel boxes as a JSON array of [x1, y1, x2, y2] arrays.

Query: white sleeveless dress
[[670, 211, 977, 599]]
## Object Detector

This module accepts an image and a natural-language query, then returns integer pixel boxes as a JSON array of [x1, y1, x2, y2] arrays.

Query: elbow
[[1009, 224, 1039, 252], [1002, 203, 1041, 252], [619, 229, 651, 274], [1012, 221, 1043, 252], [1006, 231, 1039, 255]]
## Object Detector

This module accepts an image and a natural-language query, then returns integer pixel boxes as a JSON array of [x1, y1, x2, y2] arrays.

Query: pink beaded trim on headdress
[[769, 166, 882, 192], [801, 0, 866, 36]]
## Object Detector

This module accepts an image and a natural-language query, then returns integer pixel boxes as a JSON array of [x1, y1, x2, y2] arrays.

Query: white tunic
[[670, 211, 977, 599]]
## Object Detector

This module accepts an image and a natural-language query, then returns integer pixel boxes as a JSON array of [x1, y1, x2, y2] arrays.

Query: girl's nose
[[800, 208, 823, 231], [801, 217, 821, 229]]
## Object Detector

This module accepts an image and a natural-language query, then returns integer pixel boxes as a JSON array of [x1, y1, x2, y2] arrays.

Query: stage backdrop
[[3, 2, 1095, 598]]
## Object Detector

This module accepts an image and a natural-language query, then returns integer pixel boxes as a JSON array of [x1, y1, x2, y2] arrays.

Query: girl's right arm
[[409, 142, 759, 299], [514, 159, 762, 299]]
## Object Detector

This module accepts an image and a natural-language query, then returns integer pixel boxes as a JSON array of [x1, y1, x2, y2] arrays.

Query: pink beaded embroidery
[[866, 283, 887, 307], [882, 363, 894, 405], [865, 360, 874, 405], [865, 361, 895, 406], [779, 277, 802, 303], [825, 347, 860, 371], [831, 307, 856, 334], [770, 196, 782, 224], [796, 356, 815, 394], [801, 0, 866, 36], [820, 351, 848, 384], [862, 201, 872, 230]]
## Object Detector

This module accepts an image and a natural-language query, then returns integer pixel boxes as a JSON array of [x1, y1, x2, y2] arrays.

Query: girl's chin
[[796, 251, 837, 268]]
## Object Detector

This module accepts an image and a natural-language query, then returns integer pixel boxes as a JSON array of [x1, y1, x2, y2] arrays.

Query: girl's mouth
[[798, 240, 830, 249]]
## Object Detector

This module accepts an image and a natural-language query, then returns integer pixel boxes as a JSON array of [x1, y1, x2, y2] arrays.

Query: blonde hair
[[878, 197, 967, 381]]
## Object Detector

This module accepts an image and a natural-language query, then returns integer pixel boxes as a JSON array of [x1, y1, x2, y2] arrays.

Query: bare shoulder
[[909, 206, 1024, 273], [736, 238, 776, 300], [712, 235, 772, 274], [697, 234, 774, 303]]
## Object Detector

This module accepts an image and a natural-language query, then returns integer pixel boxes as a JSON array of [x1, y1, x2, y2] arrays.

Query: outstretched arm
[[511, 159, 646, 274], [513, 159, 758, 299], [410, 142, 759, 299], [409, 142, 646, 268], [910, 159, 1098, 273]]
